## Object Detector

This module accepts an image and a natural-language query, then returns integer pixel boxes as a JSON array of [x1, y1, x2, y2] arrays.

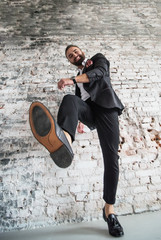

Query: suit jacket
[[75, 53, 124, 115]]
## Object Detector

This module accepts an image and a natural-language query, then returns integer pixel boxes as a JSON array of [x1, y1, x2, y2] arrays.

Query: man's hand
[[85, 59, 93, 68], [58, 78, 74, 90], [77, 122, 84, 133]]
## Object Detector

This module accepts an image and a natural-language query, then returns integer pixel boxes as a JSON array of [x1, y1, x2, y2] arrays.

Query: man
[[29, 45, 124, 237]]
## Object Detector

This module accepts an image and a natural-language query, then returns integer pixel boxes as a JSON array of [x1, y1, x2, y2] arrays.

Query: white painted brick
[[129, 178, 140, 186], [133, 186, 148, 194], [44, 188, 57, 197], [84, 201, 97, 211], [151, 176, 161, 184], [76, 160, 97, 169], [136, 169, 157, 178], [124, 171, 136, 180], [78, 152, 92, 161], [76, 132, 93, 140], [121, 155, 142, 164], [76, 193, 89, 202], [56, 170, 68, 178], [139, 162, 148, 170], [91, 139, 100, 145], [148, 184, 161, 192], [68, 169, 81, 177], [115, 203, 133, 215], [57, 186, 68, 195], [140, 176, 150, 185], [78, 140, 90, 147], [70, 185, 82, 193], [62, 177, 84, 185], [90, 191, 102, 200], [18, 208, 30, 218], [148, 204, 161, 211], [134, 205, 149, 214], [1, 12, 161, 232]]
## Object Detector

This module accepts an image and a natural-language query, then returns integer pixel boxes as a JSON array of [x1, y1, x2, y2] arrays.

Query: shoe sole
[[29, 101, 73, 168]]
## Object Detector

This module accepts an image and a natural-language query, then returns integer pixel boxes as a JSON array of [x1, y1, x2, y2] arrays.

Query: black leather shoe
[[29, 101, 74, 168], [103, 207, 124, 237]]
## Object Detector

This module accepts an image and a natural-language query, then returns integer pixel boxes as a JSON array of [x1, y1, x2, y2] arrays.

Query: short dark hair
[[65, 44, 80, 57]]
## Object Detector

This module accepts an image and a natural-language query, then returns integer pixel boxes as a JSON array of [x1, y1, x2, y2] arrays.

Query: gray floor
[[0, 211, 161, 240]]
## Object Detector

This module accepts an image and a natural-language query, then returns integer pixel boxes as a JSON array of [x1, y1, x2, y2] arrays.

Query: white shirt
[[77, 59, 90, 101]]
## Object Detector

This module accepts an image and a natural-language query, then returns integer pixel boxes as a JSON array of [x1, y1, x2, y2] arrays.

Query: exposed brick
[[0, 0, 161, 233]]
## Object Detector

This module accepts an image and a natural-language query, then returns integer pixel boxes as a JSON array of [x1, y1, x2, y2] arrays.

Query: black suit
[[58, 53, 124, 204], [75, 53, 124, 115]]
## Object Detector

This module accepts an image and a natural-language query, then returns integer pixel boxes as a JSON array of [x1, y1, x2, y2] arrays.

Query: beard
[[73, 52, 85, 66]]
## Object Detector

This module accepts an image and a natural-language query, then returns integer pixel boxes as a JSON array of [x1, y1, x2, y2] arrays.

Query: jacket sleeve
[[85, 53, 110, 83]]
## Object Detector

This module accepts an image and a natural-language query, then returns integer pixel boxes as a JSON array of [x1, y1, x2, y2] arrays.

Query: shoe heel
[[50, 145, 73, 168]]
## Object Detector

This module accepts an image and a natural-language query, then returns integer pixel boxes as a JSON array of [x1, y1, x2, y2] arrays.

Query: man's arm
[[85, 53, 109, 83], [58, 73, 89, 90], [58, 53, 109, 90], [75, 73, 89, 83]]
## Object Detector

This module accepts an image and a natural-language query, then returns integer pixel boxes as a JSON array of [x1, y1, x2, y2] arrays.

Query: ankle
[[63, 131, 72, 145], [105, 203, 115, 217]]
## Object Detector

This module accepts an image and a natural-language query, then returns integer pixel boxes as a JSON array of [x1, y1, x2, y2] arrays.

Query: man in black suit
[[29, 45, 124, 237], [58, 45, 124, 237]]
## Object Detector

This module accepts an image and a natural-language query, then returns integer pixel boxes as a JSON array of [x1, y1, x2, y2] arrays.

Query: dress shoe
[[103, 207, 124, 237], [29, 101, 74, 168]]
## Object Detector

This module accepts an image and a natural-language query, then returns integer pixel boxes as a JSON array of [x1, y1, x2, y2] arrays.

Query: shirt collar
[[78, 58, 87, 74], [82, 59, 87, 67]]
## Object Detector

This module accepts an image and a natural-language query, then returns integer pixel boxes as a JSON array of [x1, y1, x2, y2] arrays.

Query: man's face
[[66, 47, 85, 67]]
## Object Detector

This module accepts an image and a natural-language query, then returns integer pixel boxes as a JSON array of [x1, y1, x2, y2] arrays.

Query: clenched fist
[[58, 78, 74, 90]]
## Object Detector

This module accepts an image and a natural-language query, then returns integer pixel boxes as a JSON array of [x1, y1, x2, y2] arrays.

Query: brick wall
[[0, 0, 161, 232]]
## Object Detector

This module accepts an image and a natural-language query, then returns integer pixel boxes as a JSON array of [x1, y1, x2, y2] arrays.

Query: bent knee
[[62, 94, 77, 103]]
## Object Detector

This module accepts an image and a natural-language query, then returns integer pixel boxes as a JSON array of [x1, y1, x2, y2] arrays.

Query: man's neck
[[78, 59, 87, 70]]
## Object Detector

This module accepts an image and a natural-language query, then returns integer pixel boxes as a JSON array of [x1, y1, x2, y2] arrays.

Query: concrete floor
[[0, 211, 161, 240]]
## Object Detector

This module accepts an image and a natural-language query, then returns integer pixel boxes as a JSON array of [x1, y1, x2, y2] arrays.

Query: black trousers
[[57, 94, 120, 204]]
